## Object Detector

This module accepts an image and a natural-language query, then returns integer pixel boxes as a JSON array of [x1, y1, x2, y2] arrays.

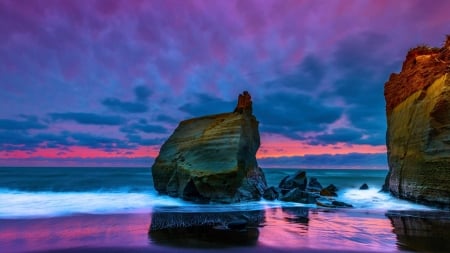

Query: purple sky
[[1, 0, 449, 168]]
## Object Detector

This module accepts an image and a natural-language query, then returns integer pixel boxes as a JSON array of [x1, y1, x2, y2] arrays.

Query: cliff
[[383, 35, 450, 207], [151, 91, 267, 203]]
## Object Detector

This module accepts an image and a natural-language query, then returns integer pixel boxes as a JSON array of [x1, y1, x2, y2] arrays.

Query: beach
[[1, 167, 450, 252]]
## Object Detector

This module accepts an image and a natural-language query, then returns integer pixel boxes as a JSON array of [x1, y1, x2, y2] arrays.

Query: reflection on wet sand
[[148, 209, 265, 248], [387, 210, 450, 252]]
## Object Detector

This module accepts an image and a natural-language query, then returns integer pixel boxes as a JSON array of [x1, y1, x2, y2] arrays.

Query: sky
[[1, 0, 449, 168]]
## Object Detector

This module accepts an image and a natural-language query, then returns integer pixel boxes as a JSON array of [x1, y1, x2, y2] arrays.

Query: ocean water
[[0, 167, 432, 218], [1, 167, 449, 253]]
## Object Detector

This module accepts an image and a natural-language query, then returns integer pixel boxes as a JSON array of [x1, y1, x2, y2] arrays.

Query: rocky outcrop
[[151, 91, 267, 203], [383, 35, 450, 207]]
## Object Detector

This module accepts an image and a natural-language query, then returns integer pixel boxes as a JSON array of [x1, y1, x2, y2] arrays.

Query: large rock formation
[[383, 35, 450, 207], [151, 91, 267, 203]]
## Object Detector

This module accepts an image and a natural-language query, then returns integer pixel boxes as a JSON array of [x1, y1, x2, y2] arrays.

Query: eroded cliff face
[[383, 36, 450, 207], [152, 92, 267, 203]]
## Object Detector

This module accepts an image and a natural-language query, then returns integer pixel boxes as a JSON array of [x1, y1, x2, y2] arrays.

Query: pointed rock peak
[[234, 90, 253, 114]]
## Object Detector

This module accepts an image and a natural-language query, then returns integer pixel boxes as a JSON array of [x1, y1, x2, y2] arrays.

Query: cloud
[[254, 91, 341, 139], [0, 115, 47, 130], [179, 93, 235, 117], [120, 119, 167, 134], [134, 85, 152, 102], [259, 153, 387, 169], [126, 134, 164, 146], [0, 157, 155, 167], [101, 98, 148, 113], [49, 112, 125, 125]]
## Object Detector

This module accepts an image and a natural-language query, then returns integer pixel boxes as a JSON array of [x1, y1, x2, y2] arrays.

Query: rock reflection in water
[[387, 210, 450, 252], [148, 209, 265, 248]]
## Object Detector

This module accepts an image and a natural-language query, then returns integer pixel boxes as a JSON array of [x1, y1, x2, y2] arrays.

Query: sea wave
[[0, 186, 433, 219]]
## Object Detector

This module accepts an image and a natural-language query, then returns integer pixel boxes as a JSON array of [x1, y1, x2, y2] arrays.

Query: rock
[[359, 183, 369, 190], [279, 188, 317, 204], [331, 200, 353, 208], [278, 170, 307, 193], [325, 184, 338, 192], [227, 219, 248, 230], [262, 186, 279, 200], [151, 91, 267, 203], [386, 210, 450, 252], [307, 177, 323, 192], [319, 188, 337, 197], [149, 210, 263, 247], [320, 184, 338, 197], [315, 197, 335, 208], [383, 36, 450, 207]]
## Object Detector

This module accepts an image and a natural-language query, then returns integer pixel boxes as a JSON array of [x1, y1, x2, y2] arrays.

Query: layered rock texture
[[383, 36, 450, 207], [152, 91, 267, 203]]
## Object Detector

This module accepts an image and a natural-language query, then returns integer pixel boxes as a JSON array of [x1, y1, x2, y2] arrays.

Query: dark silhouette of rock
[[307, 177, 323, 192], [331, 200, 353, 208], [262, 186, 279, 200], [278, 170, 307, 194], [359, 183, 369, 190], [386, 210, 450, 252], [149, 210, 264, 248], [320, 184, 338, 197], [383, 36, 450, 207], [152, 91, 267, 203], [279, 188, 317, 204]]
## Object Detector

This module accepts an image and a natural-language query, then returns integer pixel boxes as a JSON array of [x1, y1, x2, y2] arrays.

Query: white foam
[[0, 189, 188, 218], [339, 186, 434, 210], [0, 185, 436, 219]]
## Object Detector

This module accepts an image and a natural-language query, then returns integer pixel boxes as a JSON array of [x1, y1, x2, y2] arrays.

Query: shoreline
[[2, 208, 450, 253]]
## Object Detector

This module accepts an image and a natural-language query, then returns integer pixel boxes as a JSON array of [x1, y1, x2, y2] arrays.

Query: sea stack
[[151, 91, 267, 203], [383, 35, 450, 207]]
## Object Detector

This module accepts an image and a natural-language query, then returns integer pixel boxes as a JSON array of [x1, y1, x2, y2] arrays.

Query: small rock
[[320, 188, 337, 197], [359, 183, 369, 190], [307, 177, 323, 192], [332, 200, 353, 208], [324, 184, 338, 192], [279, 171, 307, 192], [279, 188, 317, 204], [263, 186, 279, 200], [316, 197, 335, 208], [227, 219, 248, 230]]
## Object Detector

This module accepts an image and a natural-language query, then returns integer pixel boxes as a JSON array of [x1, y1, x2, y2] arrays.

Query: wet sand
[[1, 208, 449, 253]]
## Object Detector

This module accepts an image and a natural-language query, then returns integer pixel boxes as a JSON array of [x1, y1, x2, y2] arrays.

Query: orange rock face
[[385, 38, 450, 114], [383, 36, 450, 207]]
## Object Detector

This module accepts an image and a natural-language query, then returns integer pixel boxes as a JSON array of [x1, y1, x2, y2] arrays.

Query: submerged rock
[[383, 36, 450, 207], [262, 186, 280, 201], [359, 183, 369, 190], [279, 188, 317, 204], [151, 91, 267, 203]]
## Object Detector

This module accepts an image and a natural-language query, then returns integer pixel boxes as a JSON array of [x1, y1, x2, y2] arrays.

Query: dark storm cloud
[[179, 93, 235, 117], [272, 54, 326, 93], [0, 130, 141, 152], [120, 119, 167, 134], [134, 85, 152, 102], [254, 92, 341, 139], [0, 115, 47, 130], [259, 153, 387, 168], [101, 98, 148, 113], [101, 85, 151, 113], [156, 114, 178, 124], [49, 112, 125, 125], [126, 133, 165, 146]]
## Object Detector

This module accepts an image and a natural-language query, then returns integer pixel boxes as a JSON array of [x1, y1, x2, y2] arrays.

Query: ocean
[[0, 167, 449, 252]]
